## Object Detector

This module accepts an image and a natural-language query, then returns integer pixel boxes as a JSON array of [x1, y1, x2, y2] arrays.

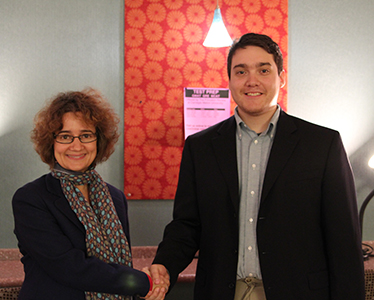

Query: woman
[[12, 89, 166, 300]]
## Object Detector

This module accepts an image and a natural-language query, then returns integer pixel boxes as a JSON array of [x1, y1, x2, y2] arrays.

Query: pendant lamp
[[203, 1, 233, 48]]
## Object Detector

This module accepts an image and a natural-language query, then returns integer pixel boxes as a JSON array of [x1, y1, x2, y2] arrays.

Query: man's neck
[[239, 107, 277, 134]]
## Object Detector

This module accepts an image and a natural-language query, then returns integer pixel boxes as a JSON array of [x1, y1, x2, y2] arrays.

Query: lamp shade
[[203, 6, 232, 48]]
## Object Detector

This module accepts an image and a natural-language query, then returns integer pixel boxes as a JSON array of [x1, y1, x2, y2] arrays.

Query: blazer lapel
[[261, 111, 299, 202], [211, 116, 240, 214], [46, 173, 85, 232]]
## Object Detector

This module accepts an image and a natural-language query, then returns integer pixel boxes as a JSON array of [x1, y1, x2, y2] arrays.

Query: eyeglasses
[[54, 132, 97, 144]]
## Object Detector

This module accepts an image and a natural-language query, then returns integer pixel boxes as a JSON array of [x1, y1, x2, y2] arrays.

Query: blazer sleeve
[[12, 176, 150, 297], [153, 136, 201, 288], [321, 132, 365, 299]]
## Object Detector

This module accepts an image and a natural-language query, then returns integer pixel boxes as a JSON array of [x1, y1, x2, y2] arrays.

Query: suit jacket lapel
[[261, 111, 299, 202], [46, 173, 85, 232], [211, 116, 240, 214]]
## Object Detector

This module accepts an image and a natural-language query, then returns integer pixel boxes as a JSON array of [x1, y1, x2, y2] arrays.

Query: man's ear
[[279, 70, 286, 88]]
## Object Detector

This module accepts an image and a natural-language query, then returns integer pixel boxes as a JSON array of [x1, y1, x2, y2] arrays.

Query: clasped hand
[[141, 264, 170, 300]]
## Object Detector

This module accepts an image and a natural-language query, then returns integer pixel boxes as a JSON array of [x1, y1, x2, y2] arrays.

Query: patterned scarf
[[52, 165, 132, 300]]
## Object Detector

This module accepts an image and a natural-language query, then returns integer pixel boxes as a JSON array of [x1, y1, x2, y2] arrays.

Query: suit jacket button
[[229, 283, 235, 289]]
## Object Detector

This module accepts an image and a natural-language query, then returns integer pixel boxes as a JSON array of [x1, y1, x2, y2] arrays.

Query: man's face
[[229, 46, 285, 123]]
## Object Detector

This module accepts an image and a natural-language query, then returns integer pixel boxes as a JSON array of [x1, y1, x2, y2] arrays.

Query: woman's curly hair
[[31, 88, 120, 170]]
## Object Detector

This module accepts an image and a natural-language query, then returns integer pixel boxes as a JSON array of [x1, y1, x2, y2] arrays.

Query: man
[[149, 33, 365, 299]]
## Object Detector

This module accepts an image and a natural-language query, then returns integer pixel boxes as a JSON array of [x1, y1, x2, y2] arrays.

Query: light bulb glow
[[369, 155, 374, 169], [203, 7, 232, 48]]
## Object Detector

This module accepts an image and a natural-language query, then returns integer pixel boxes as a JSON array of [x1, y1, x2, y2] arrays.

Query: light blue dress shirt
[[234, 105, 280, 279]]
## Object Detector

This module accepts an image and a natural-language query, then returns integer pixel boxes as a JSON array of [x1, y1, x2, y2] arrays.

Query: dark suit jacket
[[12, 173, 149, 300], [153, 110, 365, 299]]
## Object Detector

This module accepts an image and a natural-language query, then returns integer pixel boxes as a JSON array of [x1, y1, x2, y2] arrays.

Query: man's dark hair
[[227, 33, 284, 79]]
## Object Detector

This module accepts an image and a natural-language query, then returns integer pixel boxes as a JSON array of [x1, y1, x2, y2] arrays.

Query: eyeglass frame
[[53, 131, 97, 144]]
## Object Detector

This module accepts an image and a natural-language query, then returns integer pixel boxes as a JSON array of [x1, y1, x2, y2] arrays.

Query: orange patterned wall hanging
[[124, 0, 288, 200]]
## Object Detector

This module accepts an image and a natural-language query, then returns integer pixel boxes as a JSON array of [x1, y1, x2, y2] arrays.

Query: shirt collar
[[234, 105, 280, 138]]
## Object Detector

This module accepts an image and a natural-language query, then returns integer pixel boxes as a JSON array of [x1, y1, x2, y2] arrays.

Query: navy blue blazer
[[153, 110, 365, 299], [12, 173, 149, 300]]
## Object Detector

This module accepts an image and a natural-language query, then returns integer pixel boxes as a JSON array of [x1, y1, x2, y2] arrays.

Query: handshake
[[141, 264, 170, 300]]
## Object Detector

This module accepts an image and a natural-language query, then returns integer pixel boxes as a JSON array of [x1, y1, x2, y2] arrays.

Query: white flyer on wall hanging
[[184, 87, 231, 139]]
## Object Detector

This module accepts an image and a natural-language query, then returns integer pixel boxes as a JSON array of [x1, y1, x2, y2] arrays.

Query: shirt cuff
[[146, 273, 153, 292]]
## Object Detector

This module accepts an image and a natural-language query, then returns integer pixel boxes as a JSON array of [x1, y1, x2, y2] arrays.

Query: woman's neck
[[76, 184, 89, 199]]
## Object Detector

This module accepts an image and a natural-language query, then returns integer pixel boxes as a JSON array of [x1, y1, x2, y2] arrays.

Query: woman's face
[[54, 112, 97, 173]]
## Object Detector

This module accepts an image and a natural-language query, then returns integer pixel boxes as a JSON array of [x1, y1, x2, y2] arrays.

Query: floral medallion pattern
[[125, 0, 288, 199]]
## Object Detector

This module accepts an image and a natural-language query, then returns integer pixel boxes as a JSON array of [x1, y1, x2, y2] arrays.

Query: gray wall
[[288, 0, 374, 239], [1, 0, 374, 252]]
